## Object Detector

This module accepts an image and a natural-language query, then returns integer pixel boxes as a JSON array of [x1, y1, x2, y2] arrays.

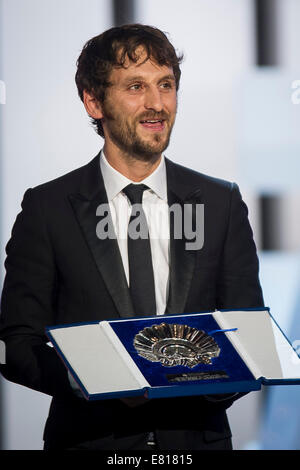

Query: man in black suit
[[0, 24, 264, 450]]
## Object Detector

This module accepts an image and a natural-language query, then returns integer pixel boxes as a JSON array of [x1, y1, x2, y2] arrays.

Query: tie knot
[[123, 184, 149, 205]]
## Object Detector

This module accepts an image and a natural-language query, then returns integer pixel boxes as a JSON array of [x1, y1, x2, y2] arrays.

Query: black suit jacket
[[0, 154, 264, 449]]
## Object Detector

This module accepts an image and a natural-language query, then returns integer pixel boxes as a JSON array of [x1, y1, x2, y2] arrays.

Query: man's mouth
[[139, 119, 165, 131]]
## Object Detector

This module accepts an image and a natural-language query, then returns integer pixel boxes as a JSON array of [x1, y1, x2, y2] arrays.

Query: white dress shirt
[[100, 151, 170, 316]]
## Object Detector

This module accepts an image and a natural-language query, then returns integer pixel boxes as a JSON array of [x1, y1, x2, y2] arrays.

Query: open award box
[[46, 308, 300, 401]]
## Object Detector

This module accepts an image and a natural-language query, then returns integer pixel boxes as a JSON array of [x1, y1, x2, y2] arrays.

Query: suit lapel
[[165, 159, 202, 315], [68, 155, 134, 318], [68, 155, 202, 318]]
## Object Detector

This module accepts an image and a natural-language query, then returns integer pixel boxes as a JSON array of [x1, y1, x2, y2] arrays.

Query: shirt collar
[[100, 150, 167, 202]]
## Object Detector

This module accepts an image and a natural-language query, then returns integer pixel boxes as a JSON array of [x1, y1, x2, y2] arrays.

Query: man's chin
[[130, 142, 169, 161], [107, 126, 171, 161], [130, 134, 170, 160]]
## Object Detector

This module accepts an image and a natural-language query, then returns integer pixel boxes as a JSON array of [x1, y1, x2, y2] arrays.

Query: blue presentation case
[[46, 308, 300, 401]]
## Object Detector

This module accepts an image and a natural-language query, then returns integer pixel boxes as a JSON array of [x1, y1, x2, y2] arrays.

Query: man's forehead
[[108, 50, 174, 84], [112, 45, 173, 74]]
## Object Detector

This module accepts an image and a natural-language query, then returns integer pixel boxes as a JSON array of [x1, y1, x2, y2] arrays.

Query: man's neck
[[103, 143, 162, 182]]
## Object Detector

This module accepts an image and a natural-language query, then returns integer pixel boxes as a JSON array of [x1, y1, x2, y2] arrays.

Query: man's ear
[[83, 90, 104, 119]]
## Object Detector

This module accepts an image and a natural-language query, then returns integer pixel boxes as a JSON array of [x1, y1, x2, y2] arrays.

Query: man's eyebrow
[[121, 74, 176, 85], [158, 74, 176, 83]]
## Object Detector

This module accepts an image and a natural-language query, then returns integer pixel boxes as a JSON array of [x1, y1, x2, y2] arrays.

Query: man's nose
[[144, 86, 163, 112]]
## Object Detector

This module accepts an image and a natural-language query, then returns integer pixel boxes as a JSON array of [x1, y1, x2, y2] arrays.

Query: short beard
[[111, 122, 172, 161], [102, 104, 175, 162]]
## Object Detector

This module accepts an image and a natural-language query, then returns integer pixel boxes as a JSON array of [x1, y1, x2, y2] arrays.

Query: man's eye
[[129, 84, 142, 90], [160, 82, 173, 89]]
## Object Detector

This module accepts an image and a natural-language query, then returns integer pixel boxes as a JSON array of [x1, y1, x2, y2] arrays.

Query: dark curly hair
[[75, 24, 183, 137]]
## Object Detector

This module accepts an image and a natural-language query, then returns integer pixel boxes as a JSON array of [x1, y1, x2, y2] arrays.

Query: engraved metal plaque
[[166, 371, 229, 382], [133, 323, 221, 368]]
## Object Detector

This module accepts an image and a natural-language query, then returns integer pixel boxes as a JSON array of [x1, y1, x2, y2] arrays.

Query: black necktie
[[122, 184, 156, 316]]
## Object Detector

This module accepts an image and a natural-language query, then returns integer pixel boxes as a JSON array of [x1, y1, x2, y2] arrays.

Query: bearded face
[[99, 51, 177, 162]]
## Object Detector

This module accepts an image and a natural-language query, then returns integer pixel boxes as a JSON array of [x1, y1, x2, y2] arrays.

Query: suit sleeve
[[216, 183, 264, 309], [0, 189, 72, 397]]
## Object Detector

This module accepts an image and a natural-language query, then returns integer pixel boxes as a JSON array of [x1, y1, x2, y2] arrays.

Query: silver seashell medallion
[[133, 323, 221, 368]]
